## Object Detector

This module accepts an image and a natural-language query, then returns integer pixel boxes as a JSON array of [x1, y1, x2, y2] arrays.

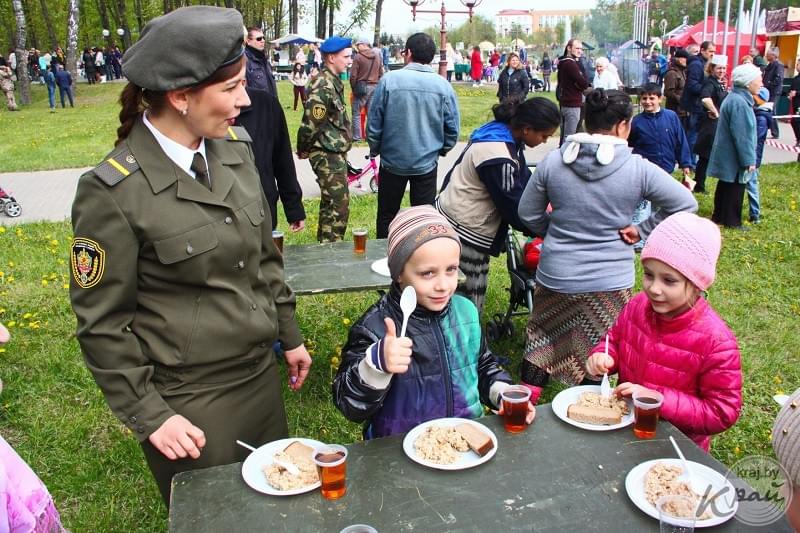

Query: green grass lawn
[[0, 80, 798, 531], [0, 80, 515, 173]]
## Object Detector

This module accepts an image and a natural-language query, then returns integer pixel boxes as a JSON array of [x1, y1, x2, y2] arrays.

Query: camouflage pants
[[3, 89, 16, 111], [309, 150, 349, 243]]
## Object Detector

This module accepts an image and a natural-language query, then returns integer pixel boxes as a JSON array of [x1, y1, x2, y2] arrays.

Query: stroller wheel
[[4, 201, 21, 217], [486, 320, 499, 342], [369, 176, 378, 193]]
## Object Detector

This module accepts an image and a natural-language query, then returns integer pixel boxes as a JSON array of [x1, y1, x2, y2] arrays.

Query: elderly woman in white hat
[[707, 62, 762, 229]]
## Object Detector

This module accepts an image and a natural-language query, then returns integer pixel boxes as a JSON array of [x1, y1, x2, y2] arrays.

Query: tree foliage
[[422, 13, 495, 51]]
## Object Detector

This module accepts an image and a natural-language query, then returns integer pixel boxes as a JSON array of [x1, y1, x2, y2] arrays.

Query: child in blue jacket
[[749, 87, 772, 224]]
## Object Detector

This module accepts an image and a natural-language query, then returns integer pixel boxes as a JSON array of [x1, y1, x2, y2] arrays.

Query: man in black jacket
[[681, 41, 715, 154], [764, 47, 785, 139], [244, 26, 278, 96], [236, 88, 306, 231]]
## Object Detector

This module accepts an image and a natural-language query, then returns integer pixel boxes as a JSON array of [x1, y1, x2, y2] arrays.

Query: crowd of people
[[0, 7, 796, 525]]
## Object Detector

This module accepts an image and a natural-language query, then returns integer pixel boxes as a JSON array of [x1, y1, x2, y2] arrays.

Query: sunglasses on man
[[252, 36, 265, 42]]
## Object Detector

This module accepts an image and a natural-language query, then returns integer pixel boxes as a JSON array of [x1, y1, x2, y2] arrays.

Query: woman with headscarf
[[693, 54, 728, 194], [708, 63, 762, 229], [516, 89, 697, 402], [69, 6, 312, 504]]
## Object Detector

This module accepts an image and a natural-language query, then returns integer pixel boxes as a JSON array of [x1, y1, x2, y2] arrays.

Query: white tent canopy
[[270, 34, 323, 46]]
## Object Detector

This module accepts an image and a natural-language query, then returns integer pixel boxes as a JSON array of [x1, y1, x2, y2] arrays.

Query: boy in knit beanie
[[333, 206, 535, 438], [773, 388, 800, 530], [586, 212, 742, 450]]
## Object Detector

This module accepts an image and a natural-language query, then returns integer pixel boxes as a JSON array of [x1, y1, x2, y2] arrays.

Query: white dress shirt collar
[[142, 112, 208, 180]]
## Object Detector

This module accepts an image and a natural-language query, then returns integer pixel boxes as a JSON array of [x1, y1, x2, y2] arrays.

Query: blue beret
[[320, 36, 352, 54]]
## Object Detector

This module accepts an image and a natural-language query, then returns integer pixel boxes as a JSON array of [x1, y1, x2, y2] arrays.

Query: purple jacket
[[591, 292, 742, 451]]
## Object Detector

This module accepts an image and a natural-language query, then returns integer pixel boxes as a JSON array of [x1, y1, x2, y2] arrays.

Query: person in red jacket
[[470, 46, 483, 86], [585, 212, 742, 451]]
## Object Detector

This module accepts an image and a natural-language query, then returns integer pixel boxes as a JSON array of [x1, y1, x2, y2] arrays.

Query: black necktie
[[191, 152, 211, 190]]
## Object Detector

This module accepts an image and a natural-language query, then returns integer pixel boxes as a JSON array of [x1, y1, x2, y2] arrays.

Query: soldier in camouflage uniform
[[0, 64, 18, 111], [297, 36, 353, 242]]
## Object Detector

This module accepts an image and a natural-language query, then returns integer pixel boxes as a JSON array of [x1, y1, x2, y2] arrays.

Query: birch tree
[[11, 0, 31, 105], [65, 0, 80, 86]]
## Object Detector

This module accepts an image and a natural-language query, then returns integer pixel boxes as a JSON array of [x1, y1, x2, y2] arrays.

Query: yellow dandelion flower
[[6, 276, 13, 283], [57, 259, 65, 266], [0, 309, 5, 314], [62, 283, 69, 289], [6, 321, 15, 328], [7, 261, 14, 267], [41, 280, 49, 287], [776, 388, 785, 395], [330, 356, 340, 366], [15, 229, 22, 237], [50, 239, 58, 246], [343, 318, 351, 325], [0, 348, 5, 353], [0, 272, 4, 277], [734, 446, 741, 455], [23, 313, 32, 319], [0, 227, 5, 233], [774, 376, 782, 384]]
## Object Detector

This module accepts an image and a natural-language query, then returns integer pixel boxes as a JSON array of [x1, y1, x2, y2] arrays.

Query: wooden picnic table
[[282, 239, 391, 296], [168, 405, 791, 532]]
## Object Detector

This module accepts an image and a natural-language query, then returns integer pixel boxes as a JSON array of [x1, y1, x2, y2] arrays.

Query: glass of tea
[[500, 385, 531, 433], [353, 229, 368, 254], [633, 389, 664, 439], [272, 230, 284, 254], [312, 444, 348, 500]]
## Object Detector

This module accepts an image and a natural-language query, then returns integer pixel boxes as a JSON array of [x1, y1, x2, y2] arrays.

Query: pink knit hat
[[387, 206, 460, 280], [640, 212, 721, 290]]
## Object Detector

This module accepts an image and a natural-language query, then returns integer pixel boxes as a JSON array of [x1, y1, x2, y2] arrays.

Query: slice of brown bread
[[455, 423, 494, 456], [567, 403, 622, 425], [283, 440, 315, 463]]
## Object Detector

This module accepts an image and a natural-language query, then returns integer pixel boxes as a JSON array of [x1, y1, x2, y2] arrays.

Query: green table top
[[282, 239, 391, 296], [168, 405, 790, 532]]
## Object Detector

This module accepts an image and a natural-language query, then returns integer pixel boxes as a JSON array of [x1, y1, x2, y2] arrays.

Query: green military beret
[[122, 6, 246, 91]]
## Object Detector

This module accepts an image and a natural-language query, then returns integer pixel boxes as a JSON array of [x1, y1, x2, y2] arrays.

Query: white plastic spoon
[[600, 334, 611, 398], [237, 439, 299, 476], [669, 435, 705, 495], [399, 285, 417, 337]]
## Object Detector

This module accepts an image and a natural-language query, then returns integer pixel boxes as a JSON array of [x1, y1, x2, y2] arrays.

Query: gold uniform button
[[224, 216, 233, 224]]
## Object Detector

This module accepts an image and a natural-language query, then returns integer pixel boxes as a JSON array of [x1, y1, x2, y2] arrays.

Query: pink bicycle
[[346, 155, 379, 193]]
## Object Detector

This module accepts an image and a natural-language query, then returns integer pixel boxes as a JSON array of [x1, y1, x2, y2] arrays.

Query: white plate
[[241, 437, 325, 496], [402, 418, 498, 471], [370, 257, 390, 277], [625, 458, 738, 527], [551, 385, 634, 431]]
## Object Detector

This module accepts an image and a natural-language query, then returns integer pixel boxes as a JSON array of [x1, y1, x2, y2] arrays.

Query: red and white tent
[[666, 17, 767, 65]]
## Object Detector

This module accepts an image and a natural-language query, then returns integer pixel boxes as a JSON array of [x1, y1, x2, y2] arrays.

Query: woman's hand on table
[[618, 225, 641, 245], [284, 345, 312, 391], [149, 414, 206, 460], [382, 317, 412, 374], [614, 382, 655, 398], [586, 352, 614, 378]]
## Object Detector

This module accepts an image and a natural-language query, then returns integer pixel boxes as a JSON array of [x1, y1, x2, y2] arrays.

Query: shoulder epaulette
[[93, 144, 139, 186], [225, 126, 252, 142]]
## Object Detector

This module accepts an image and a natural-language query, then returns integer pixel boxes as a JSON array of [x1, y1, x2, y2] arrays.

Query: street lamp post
[[402, 0, 483, 78]]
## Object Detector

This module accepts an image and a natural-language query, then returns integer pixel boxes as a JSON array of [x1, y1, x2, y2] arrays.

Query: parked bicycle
[[346, 155, 379, 193]]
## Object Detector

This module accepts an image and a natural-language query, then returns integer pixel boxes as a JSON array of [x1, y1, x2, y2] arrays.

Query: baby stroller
[[486, 230, 537, 342], [0, 186, 21, 217]]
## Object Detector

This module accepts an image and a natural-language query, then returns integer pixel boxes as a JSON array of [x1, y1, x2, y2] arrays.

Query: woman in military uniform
[[296, 36, 353, 243], [69, 6, 312, 504]]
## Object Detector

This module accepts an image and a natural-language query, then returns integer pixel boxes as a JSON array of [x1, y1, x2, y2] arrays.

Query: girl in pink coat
[[586, 212, 742, 451]]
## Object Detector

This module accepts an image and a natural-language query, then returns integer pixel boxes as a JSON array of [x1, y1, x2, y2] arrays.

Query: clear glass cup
[[353, 228, 368, 254], [500, 385, 531, 433], [272, 230, 284, 254], [312, 444, 348, 500], [657, 495, 697, 533], [633, 389, 664, 439]]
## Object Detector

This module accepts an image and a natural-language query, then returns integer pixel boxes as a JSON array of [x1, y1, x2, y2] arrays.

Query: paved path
[[1, 121, 798, 226]]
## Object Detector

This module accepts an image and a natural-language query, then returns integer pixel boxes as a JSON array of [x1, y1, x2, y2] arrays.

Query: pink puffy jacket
[[591, 293, 742, 451]]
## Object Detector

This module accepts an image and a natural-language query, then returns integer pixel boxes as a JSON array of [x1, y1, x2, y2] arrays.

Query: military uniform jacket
[[70, 118, 304, 441], [296, 66, 352, 155]]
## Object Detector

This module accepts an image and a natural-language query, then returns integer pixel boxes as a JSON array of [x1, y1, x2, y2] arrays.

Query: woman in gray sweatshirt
[[517, 89, 697, 402]]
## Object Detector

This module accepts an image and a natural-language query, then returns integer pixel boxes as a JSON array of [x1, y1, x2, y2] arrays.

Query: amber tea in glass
[[312, 445, 348, 500], [633, 390, 664, 439], [501, 386, 531, 433], [272, 230, 284, 254], [353, 229, 368, 254]]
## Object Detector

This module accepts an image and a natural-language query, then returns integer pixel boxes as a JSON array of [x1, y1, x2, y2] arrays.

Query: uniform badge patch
[[311, 104, 327, 121], [71, 238, 106, 288]]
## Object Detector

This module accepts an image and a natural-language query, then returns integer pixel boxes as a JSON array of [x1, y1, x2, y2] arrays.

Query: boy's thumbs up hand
[[383, 317, 413, 374]]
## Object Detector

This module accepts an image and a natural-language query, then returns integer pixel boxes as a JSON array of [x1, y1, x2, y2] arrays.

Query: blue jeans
[[631, 199, 651, 250], [46, 84, 55, 109], [686, 111, 704, 161], [746, 168, 761, 222]]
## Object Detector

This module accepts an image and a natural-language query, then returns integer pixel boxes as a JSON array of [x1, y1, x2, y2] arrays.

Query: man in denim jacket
[[367, 33, 460, 238]]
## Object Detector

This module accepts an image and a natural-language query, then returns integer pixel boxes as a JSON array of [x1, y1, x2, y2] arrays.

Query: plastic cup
[[272, 230, 284, 254], [312, 444, 348, 500], [500, 385, 531, 433], [339, 526, 378, 533], [633, 389, 664, 439], [657, 495, 697, 532], [353, 229, 368, 254]]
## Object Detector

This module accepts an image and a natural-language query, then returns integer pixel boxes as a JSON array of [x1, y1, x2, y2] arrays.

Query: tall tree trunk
[[114, 0, 132, 49], [11, 0, 31, 105], [65, 0, 80, 88], [97, 0, 112, 47], [133, 0, 144, 38], [373, 0, 384, 47], [38, 0, 58, 49], [290, 0, 298, 34], [317, 0, 326, 39], [163, 0, 171, 14], [328, 3, 334, 38]]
